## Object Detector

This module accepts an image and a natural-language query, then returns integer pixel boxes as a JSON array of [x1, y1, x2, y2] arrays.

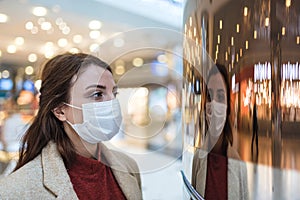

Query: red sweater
[[204, 152, 228, 200], [66, 154, 126, 200]]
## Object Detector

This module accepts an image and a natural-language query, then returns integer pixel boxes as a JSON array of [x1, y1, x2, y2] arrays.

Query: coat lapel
[[99, 143, 142, 200], [41, 141, 78, 199]]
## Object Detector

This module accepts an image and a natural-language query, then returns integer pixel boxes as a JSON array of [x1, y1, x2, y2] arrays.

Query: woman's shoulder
[[0, 154, 43, 196], [100, 143, 139, 173]]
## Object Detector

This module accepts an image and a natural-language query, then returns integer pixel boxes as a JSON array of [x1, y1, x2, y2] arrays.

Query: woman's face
[[64, 64, 118, 124], [206, 73, 227, 115]]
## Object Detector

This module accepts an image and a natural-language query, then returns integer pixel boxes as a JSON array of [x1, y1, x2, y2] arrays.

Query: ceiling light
[[25, 21, 34, 30], [0, 13, 8, 23], [2, 70, 10, 78], [286, 0, 291, 7], [245, 40, 249, 49], [231, 37, 234, 46], [45, 51, 54, 59], [89, 20, 102, 30], [244, 7, 248, 17], [254, 30, 257, 39], [89, 43, 99, 52], [217, 35, 221, 44], [265, 17, 270, 27], [189, 16, 192, 26], [282, 27, 286, 36], [89, 30, 100, 39], [236, 24, 240, 33], [28, 53, 37, 62], [25, 66, 34, 75], [15, 37, 24, 45], [297, 36, 300, 44], [41, 21, 52, 30], [62, 27, 70, 35], [73, 35, 83, 44], [219, 20, 223, 30], [157, 54, 168, 63], [115, 65, 125, 75], [57, 38, 68, 47], [7, 45, 17, 54], [69, 48, 80, 54], [32, 6, 47, 17], [42, 42, 55, 58], [133, 58, 144, 67]]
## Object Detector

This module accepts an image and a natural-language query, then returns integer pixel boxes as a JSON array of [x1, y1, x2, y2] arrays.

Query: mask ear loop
[[63, 102, 98, 158], [64, 102, 82, 110]]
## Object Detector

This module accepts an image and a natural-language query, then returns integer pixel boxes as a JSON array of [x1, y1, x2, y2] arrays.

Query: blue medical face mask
[[64, 98, 122, 144]]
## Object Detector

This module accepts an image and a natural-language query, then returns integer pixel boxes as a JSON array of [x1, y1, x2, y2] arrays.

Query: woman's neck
[[63, 122, 99, 159], [211, 133, 226, 156]]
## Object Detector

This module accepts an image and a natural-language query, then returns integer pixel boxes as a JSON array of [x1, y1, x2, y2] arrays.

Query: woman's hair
[[15, 53, 112, 170], [205, 63, 233, 154]]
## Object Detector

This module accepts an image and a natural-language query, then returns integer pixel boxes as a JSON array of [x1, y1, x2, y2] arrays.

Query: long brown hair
[[15, 53, 112, 170]]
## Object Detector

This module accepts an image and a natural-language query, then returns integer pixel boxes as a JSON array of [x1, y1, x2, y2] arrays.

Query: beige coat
[[191, 146, 249, 200], [0, 141, 142, 200]]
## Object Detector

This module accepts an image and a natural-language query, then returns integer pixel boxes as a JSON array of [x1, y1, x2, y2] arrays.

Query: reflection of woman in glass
[[192, 64, 248, 200]]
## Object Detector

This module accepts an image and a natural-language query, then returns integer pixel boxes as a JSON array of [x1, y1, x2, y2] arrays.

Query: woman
[[191, 64, 248, 200], [0, 53, 142, 199]]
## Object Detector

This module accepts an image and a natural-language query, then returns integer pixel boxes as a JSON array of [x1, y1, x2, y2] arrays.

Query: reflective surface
[[182, 0, 300, 199]]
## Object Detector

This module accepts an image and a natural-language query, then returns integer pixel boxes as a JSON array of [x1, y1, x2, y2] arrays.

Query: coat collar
[[98, 143, 142, 200], [41, 141, 141, 200], [41, 141, 78, 199]]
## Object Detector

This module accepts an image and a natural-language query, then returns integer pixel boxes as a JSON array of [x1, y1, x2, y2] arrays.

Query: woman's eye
[[91, 92, 103, 99], [217, 93, 225, 102]]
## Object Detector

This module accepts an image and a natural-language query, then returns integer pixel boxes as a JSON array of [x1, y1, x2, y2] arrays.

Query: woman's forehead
[[207, 73, 226, 89], [73, 64, 114, 88]]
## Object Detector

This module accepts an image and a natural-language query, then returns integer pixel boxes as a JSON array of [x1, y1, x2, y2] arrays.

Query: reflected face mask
[[65, 98, 122, 144], [205, 100, 227, 138]]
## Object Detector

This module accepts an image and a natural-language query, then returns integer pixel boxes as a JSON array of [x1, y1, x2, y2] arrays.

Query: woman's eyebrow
[[85, 85, 118, 91], [217, 88, 225, 93], [85, 84, 106, 90]]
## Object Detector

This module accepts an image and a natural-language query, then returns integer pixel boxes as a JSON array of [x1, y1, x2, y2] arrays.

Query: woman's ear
[[52, 105, 67, 121]]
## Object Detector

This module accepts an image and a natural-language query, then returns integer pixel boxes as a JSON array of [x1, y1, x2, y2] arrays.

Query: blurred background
[[0, 0, 300, 199], [0, 0, 184, 199]]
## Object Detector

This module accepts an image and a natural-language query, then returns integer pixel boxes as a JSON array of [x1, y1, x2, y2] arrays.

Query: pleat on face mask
[[206, 100, 227, 138], [64, 99, 123, 144]]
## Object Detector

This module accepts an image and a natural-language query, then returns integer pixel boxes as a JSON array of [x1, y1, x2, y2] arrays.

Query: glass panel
[[182, 0, 300, 199]]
